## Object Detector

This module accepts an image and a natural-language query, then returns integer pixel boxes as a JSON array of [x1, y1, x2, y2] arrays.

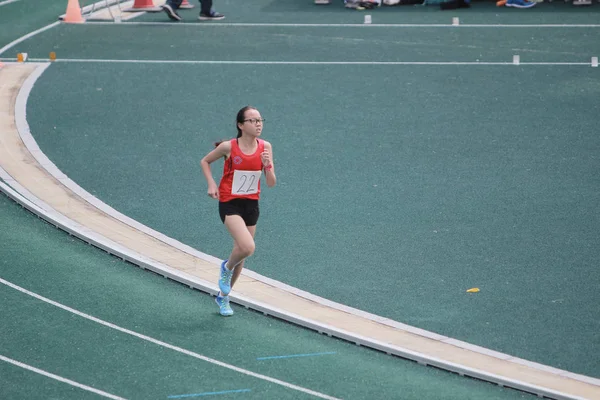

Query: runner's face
[[239, 109, 263, 137]]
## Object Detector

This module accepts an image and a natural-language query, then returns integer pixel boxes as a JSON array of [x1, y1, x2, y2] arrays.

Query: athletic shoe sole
[[162, 4, 182, 21], [198, 15, 225, 20]]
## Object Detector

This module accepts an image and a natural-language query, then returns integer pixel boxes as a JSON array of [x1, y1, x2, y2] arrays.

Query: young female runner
[[200, 106, 276, 316]]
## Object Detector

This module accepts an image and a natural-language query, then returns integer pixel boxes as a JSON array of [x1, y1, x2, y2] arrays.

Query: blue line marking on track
[[256, 352, 337, 361], [168, 389, 251, 398]]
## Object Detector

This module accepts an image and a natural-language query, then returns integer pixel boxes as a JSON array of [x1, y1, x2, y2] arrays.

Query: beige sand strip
[[0, 63, 598, 400]]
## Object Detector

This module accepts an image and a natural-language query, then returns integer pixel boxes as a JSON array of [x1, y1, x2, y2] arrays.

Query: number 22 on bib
[[232, 170, 261, 195]]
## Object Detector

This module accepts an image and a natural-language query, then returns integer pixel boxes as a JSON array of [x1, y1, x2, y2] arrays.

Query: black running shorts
[[219, 199, 260, 226]]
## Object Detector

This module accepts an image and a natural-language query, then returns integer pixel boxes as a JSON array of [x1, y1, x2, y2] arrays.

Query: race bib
[[232, 170, 261, 195]]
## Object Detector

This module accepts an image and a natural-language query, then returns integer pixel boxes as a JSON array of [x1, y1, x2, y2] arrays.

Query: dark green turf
[[0, 360, 103, 400], [8, 22, 600, 63], [3, 0, 599, 389], [25, 58, 600, 379], [0, 0, 65, 56], [0, 193, 534, 399]]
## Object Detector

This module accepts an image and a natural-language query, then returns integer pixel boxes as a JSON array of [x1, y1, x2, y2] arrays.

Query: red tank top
[[219, 138, 265, 202]]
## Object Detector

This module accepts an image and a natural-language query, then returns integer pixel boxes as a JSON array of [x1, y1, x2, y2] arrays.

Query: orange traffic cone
[[180, 0, 194, 9], [123, 0, 161, 12], [63, 0, 85, 23], [0, 61, 4, 68]]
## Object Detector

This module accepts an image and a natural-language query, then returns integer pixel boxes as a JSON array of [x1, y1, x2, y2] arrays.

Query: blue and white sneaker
[[218, 260, 233, 295], [506, 0, 536, 8], [215, 294, 233, 316]]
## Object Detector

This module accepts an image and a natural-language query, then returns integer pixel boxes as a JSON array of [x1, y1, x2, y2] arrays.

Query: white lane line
[[0, 354, 126, 400], [83, 21, 600, 28], [24, 58, 595, 66], [0, 21, 60, 57], [0, 0, 21, 7], [0, 277, 342, 400]]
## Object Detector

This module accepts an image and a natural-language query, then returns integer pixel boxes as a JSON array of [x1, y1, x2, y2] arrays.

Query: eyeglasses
[[243, 118, 265, 125]]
